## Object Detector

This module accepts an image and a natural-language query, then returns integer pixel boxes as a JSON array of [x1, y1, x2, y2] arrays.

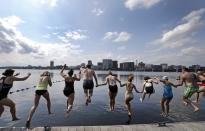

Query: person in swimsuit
[[26, 71, 52, 128], [60, 64, 80, 114], [0, 69, 31, 121], [194, 69, 205, 103], [156, 76, 179, 117], [140, 76, 158, 102], [97, 71, 121, 111], [178, 67, 199, 112], [80, 64, 98, 106], [121, 74, 141, 123]]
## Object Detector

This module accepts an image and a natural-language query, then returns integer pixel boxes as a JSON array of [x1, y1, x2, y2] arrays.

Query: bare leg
[[125, 98, 132, 124], [42, 92, 52, 114], [84, 89, 89, 106], [148, 93, 151, 99], [26, 95, 41, 127], [140, 93, 146, 102], [109, 92, 112, 111], [66, 93, 74, 114], [165, 98, 172, 115], [0, 98, 19, 121], [160, 98, 166, 116], [88, 89, 93, 103], [0, 105, 4, 117], [183, 96, 199, 112]]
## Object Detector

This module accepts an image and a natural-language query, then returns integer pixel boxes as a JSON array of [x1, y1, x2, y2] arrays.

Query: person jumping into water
[[0, 69, 31, 121], [121, 74, 141, 124], [60, 64, 80, 115], [97, 71, 121, 111], [194, 69, 205, 103], [156, 76, 179, 117], [26, 71, 52, 128], [79, 63, 98, 106], [178, 67, 199, 112], [140, 76, 158, 102]]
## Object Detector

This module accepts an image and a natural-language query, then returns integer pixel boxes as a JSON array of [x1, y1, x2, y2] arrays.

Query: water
[[0, 69, 205, 127]]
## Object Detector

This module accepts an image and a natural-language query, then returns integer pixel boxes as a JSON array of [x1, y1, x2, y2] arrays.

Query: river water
[[0, 69, 204, 127]]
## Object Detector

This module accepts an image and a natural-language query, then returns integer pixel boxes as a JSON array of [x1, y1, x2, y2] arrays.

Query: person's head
[[197, 69, 204, 75], [108, 70, 112, 75], [162, 76, 168, 81], [2, 69, 15, 77], [128, 74, 134, 82], [144, 76, 151, 81], [41, 71, 50, 77], [81, 63, 85, 68], [182, 67, 189, 73], [68, 69, 74, 77], [86, 64, 91, 69]]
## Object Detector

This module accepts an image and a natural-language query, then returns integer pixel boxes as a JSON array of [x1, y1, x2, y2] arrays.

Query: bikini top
[[0, 77, 13, 97]]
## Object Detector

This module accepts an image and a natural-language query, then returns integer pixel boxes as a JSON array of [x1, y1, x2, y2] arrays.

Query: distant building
[[189, 65, 200, 72], [152, 65, 162, 72], [97, 62, 103, 70], [138, 62, 145, 71], [88, 60, 93, 66], [120, 62, 135, 71], [102, 59, 113, 70], [161, 63, 168, 71], [112, 61, 118, 70], [50, 61, 54, 68]]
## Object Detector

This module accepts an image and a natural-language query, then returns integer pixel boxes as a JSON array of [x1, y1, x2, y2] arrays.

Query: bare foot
[[194, 108, 199, 112], [160, 112, 165, 116], [183, 101, 188, 106], [25, 121, 30, 128], [12, 117, 20, 121]]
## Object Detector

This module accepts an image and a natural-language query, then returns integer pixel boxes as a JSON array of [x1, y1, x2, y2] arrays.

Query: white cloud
[[92, 8, 104, 16], [117, 46, 126, 51], [42, 34, 50, 39], [124, 0, 162, 10], [151, 8, 205, 49], [2, 16, 24, 26], [64, 30, 87, 41], [103, 32, 131, 43], [57, 36, 69, 43], [40, 0, 59, 7], [0, 16, 83, 66], [181, 46, 203, 56]]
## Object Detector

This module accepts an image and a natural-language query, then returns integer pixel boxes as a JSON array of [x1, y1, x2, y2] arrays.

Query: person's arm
[[98, 77, 108, 87], [115, 77, 121, 85], [169, 81, 178, 88], [73, 74, 81, 81], [11, 73, 31, 81], [133, 84, 140, 93], [13, 73, 20, 77], [120, 82, 126, 87], [60, 64, 67, 78], [152, 78, 159, 84], [93, 71, 98, 86], [199, 75, 205, 81], [48, 76, 52, 87], [177, 75, 184, 86]]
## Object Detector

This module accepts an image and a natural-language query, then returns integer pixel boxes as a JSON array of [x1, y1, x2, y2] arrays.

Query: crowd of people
[[0, 64, 205, 128]]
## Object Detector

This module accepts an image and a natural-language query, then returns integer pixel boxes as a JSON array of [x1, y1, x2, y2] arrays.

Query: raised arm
[[169, 81, 178, 88], [48, 76, 52, 87], [11, 73, 31, 81], [60, 64, 67, 78], [177, 75, 184, 86], [152, 78, 159, 84], [73, 74, 81, 81]]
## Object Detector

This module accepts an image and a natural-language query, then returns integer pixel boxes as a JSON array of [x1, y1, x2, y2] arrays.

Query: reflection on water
[[0, 69, 205, 127]]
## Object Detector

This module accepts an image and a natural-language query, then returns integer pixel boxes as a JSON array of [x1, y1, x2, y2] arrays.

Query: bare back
[[83, 68, 95, 80], [126, 82, 134, 93], [181, 72, 198, 87], [106, 75, 117, 86]]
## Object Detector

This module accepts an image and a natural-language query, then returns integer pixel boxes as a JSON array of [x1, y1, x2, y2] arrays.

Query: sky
[[0, 0, 205, 66]]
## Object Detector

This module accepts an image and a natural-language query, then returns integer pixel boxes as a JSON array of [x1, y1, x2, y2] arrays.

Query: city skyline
[[0, 0, 205, 66]]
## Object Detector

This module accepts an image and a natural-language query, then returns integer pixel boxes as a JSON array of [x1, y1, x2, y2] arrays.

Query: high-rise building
[[97, 62, 103, 70], [102, 59, 113, 70], [112, 61, 118, 70], [120, 62, 135, 71], [161, 63, 168, 71], [50, 61, 54, 68]]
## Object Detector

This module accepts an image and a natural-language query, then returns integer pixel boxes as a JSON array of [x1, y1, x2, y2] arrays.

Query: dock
[[0, 121, 205, 131]]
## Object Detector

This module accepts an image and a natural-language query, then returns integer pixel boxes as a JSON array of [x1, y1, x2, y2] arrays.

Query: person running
[[26, 71, 52, 128], [97, 71, 121, 111], [60, 64, 80, 114], [194, 69, 205, 103], [121, 74, 141, 123], [80, 64, 98, 106], [140, 76, 158, 102], [156, 76, 178, 117], [0, 69, 31, 121], [178, 67, 199, 112]]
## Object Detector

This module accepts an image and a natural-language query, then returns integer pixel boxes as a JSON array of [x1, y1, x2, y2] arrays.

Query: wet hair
[[108, 70, 112, 75], [68, 69, 74, 76], [86, 64, 91, 69], [41, 71, 50, 77], [128, 74, 134, 82], [182, 67, 189, 72], [2, 69, 15, 76], [144, 76, 151, 80]]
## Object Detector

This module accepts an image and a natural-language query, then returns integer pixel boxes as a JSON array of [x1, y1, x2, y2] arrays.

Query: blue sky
[[0, 0, 205, 66]]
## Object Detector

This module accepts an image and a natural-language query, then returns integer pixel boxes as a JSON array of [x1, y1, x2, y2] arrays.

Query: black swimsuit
[[108, 85, 118, 94], [83, 80, 94, 89], [63, 80, 75, 97], [145, 81, 154, 94], [0, 77, 13, 101]]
